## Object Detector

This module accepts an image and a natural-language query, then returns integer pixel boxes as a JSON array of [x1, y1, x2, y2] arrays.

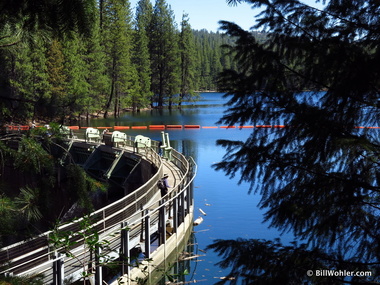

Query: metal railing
[[0, 137, 197, 285]]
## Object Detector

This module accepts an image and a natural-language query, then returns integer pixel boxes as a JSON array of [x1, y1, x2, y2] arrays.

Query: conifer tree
[[210, 0, 380, 283], [62, 33, 91, 122], [149, 0, 180, 108], [5, 38, 51, 121], [83, 12, 109, 119], [46, 39, 67, 121], [133, 0, 154, 111], [178, 13, 197, 106], [102, 0, 139, 118]]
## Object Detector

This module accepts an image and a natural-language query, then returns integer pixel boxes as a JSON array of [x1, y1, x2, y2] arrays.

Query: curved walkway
[[0, 135, 196, 285]]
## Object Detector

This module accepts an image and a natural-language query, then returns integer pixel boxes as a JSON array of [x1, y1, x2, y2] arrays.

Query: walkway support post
[[173, 196, 178, 234], [121, 222, 130, 276], [95, 245, 102, 285], [53, 253, 64, 285], [144, 210, 151, 259], [158, 201, 166, 246]]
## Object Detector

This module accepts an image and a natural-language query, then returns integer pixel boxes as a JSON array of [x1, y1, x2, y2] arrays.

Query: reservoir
[[87, 92, 293, 283]]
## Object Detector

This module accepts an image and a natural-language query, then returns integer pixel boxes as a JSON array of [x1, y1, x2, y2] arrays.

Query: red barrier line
[[166, 125, 183, 129], [149, 125, 165, 129], [96, 127, 109, 129], [202, 126, 218, 129], [255, 125, 272, 128], [131, 126, 147, 129], [220, 126, 236, 128], [114, 126, 130, 130], [238, 126, 254, 128], [184, 125, 200, 129], [273, 125, 286, 128], [69, 126, 80, 130]]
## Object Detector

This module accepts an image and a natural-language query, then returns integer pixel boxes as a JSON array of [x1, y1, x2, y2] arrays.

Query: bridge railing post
[[158, 201, 166, 246], [121, 222, 130, 276], [53, 253, 64, 285], [144, 210, 151, 259], [173, 196, 178, 234], [95, 245, 102, 285]]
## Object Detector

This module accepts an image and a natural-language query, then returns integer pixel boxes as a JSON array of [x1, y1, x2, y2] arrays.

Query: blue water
[[89, 93, 294, 283]]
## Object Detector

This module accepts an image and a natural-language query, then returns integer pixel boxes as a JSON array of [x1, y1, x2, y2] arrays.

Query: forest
[[0, 0, 263, 126]]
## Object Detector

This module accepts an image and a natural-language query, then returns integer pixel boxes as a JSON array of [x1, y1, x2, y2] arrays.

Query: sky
[[129, 0, 261, 32], [129, 0, 324, 32]]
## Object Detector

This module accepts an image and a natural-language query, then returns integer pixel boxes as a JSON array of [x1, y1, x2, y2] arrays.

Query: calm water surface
[[88, 93, 293, 283]]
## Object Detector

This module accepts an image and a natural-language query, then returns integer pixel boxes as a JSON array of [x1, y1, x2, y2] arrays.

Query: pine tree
[[133, 0, 154, 111], [5, 38, 51, 121], [178, 13, 197, 106], [46, 39, 67, 121], [101, 0, 138, 118], [210, 0, 380, 283], [83, 12, 109, 119], [62, 32, 91, 122], [149, 0, 180, 108]]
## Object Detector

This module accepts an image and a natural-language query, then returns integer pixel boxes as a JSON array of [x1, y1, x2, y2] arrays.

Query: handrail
[[0, 138, 196, 282], [0, 146, 162, 252]]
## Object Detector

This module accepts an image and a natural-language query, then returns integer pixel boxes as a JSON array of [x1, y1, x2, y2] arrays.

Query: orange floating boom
[[114, 126, 130, 130], [184, 125, 200, 129], [149, 125, 165, 129], [131, 126, 147, 129], [166, 125, 183, 129]]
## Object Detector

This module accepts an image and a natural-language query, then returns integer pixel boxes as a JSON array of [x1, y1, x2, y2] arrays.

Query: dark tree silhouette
[[209, 0, 380, 283]]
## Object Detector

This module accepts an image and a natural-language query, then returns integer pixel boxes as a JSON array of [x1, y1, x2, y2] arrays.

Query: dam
[[0, 127, 197, 285]]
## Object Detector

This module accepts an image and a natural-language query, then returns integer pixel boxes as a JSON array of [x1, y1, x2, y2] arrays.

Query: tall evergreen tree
[[83, 12, 109, 119], [133, 0, 154, 111], [101, 0, 139, 118], [0, 0, 96, 46], [62, 33, 91, 122], [149, 0, 180, 108], [209, 0, 380, 283], [46, 39, 67, 121], [4, 38, 50, 122], [178, 13, 197, 106]]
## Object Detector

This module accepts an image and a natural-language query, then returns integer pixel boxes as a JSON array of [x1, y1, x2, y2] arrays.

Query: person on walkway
[[158, 173, 171, 197]]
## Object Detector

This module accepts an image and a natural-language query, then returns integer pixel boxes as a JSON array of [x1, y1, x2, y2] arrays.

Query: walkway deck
[[0, 133, 197, 285]]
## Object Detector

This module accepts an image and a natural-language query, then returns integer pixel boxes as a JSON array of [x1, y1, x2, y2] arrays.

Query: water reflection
[[89, 93, 292, 283]]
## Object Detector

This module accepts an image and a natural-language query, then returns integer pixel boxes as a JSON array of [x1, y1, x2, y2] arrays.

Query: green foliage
[[0, 0, 246, 121], [13, 137, 54, 174], [178, 13, 197, 105], [0, 0, 96, 46], [102, 0, 139, 118], [49, 215, 129, 282], [0, 273, 44, 285], [0, 194, 17, 245], [149, 0, 180, 107], [207, 238, 377, 284], [133, 0, 154, 110], [210, 0, 380, 283], [15, 187, 42, 222], [66, 164, 105, 211]]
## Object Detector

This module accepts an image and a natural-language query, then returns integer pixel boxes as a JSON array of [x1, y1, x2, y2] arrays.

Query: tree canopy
[[210, 0, 380, 284], [0, 0, 239, 124]]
